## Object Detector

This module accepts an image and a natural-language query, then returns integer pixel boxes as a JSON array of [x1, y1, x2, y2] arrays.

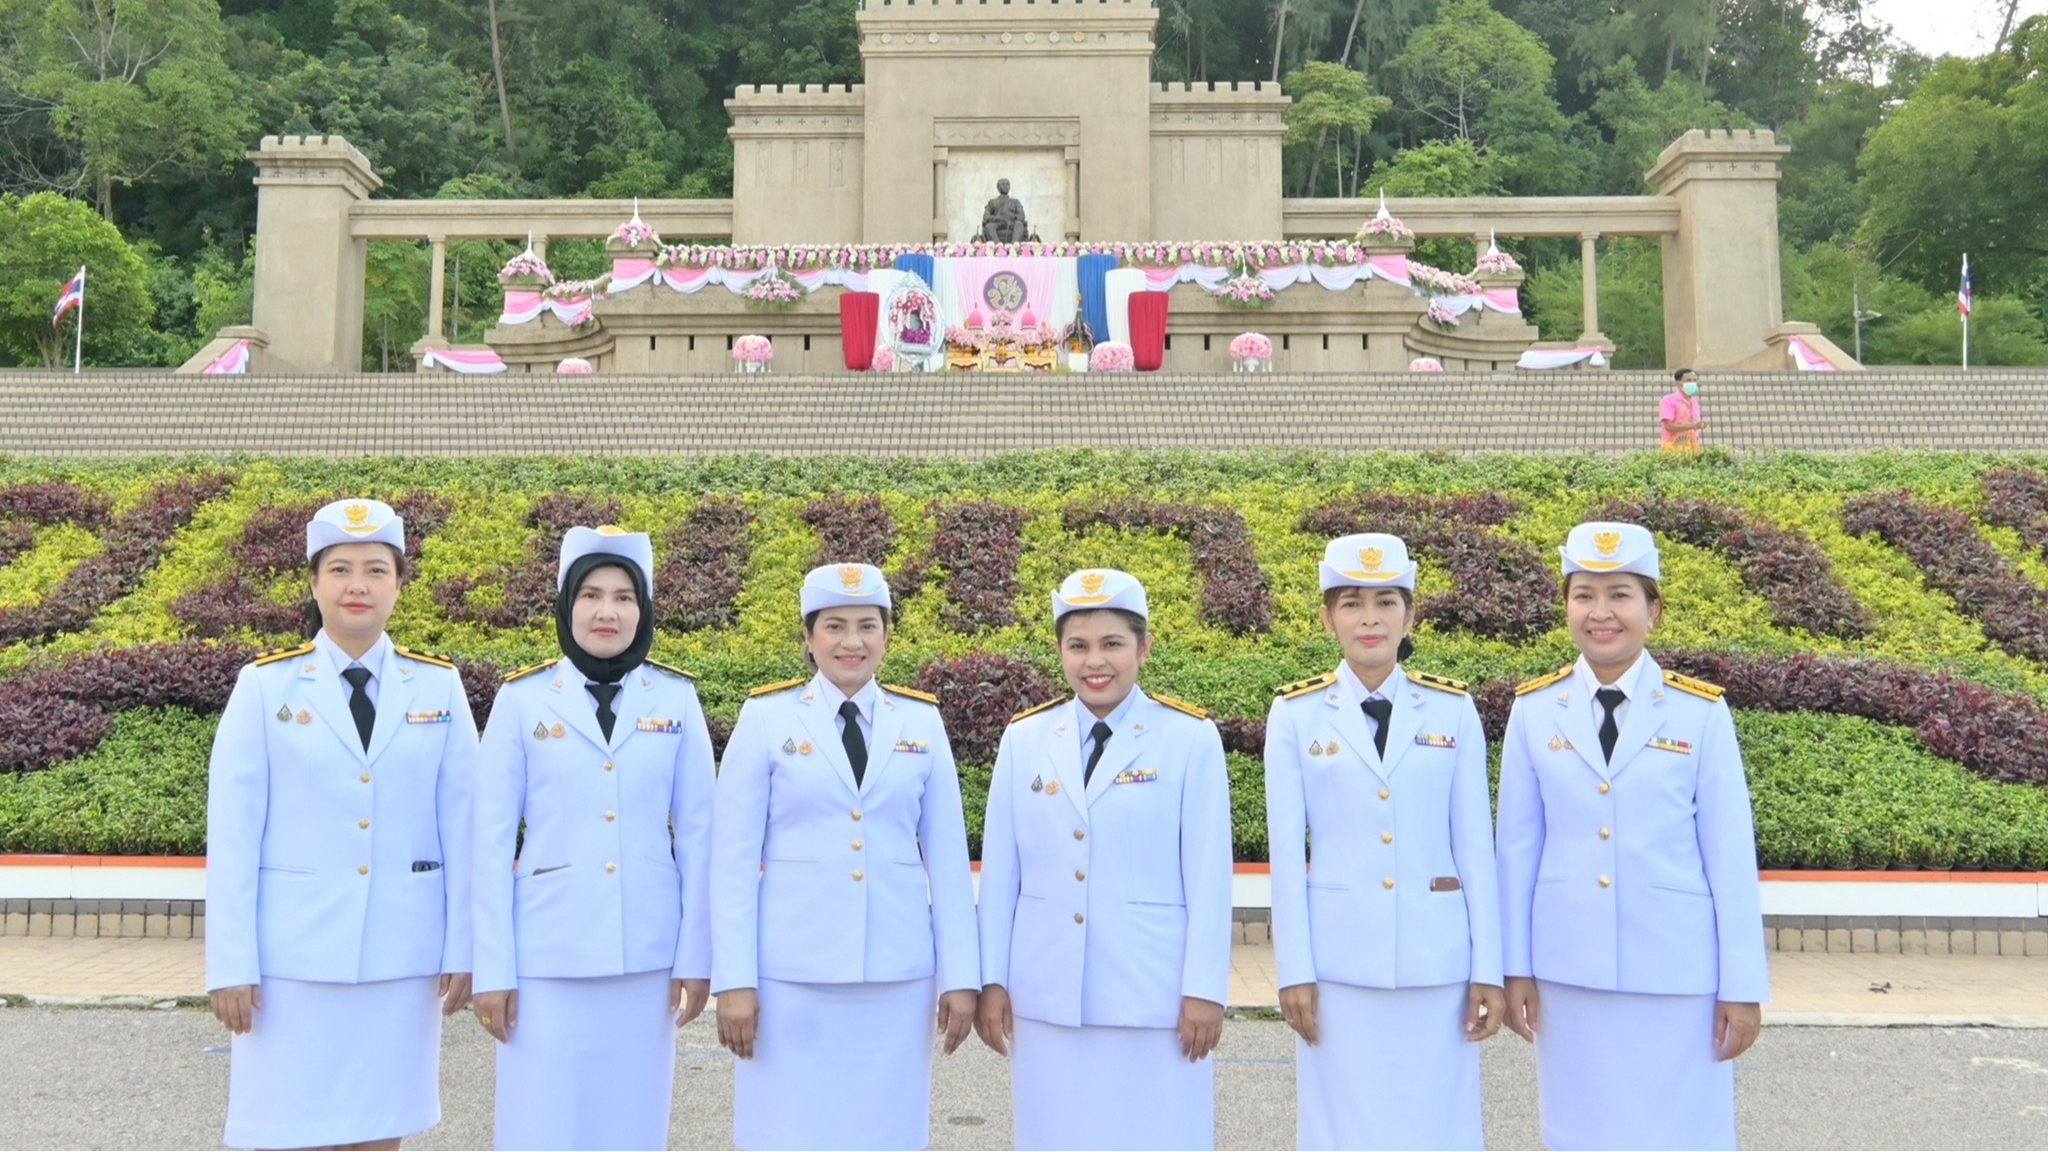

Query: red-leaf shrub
[[654, 496, 753, 632], [911, 651, 1060, 767], [0, 641, 255, 772], [1062, 499, 1274, 634], [0, 481, 113, 530], [1300, 492, 1557, 641], [1599, 496, 1870, 638], [799, 494, 926, 599], [1979, 465, 2048, 556], [924, 500, 1031, 632], [0, 472, 235, 647], [435, 491, 622, 626], [1841, 491, 2048, 664]]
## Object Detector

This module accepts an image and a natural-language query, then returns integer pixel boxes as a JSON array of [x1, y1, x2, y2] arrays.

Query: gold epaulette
[[1515, 665, 1574, 696], [1152, 694, 1210, 719], [883, 683, 938, 704], [1010, 696, 1070, 722], [1663, 670, 1725, 700], [1411, 670, 1469, 695], [647, 659, 696, 680], [251, 642, 315, 667], [1276, 673, 1336, 700], [749, 677, 807, 697], [504, 660, 555, 682], [395, 645, 456, 669]]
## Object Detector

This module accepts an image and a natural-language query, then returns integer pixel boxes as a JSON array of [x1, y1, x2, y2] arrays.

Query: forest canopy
[[0, 0, 2041, 369]]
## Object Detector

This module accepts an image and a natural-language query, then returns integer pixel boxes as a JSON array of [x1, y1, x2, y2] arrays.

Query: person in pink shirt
[[1660, 368, 1705, 451]]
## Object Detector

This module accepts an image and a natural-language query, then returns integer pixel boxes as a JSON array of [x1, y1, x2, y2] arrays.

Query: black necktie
[[340, 666, 374, 751], [588, 683, 621, 743], [1084, 721, 1112, 785], [1361, 697, 1392, 758], [839, 700, 868, 787], [1596, 687, 1626, 763]]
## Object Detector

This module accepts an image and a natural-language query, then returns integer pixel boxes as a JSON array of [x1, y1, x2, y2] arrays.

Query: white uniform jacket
[[1264, 665, 1503, 991], [978, 691, 1234, 1029], [710, 676, 979, 995], [472, 657, 715, 994], [1496, 656, 1769, 1002], [205, 638, 477, 990]]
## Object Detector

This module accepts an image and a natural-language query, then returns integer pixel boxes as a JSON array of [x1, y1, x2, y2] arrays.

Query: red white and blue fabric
[[1958, 256, 1973, 316], [53, 267, 84, 325], [203, 339, 251, 375]]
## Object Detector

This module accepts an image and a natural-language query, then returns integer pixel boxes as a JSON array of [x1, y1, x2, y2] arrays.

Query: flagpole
[[72, 269, 83, 375], [1960, 253, 1970, 373]]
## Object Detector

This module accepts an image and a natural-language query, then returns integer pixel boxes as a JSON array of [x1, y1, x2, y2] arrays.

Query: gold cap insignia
[[1081, 572, 1106, 595], [341, 503, 375, 533], [1594, 530, 1621, 556], [595, 524, 627, 535], [838, 564, 862, 590], [1360, 547, 1383, 569]]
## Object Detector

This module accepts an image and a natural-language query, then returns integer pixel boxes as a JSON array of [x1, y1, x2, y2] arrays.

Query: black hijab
[[555, 552, 654, 685]]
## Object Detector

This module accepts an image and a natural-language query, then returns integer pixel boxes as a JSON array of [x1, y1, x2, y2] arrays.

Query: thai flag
[[52, 266, 84, 325], [1958, 255, 1973, 316]]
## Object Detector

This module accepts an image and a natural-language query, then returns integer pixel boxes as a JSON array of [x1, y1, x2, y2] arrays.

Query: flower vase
[[739, 359, 769, 375], [1235, 356, 1272, 373], [1359, 238, 1415, 259]]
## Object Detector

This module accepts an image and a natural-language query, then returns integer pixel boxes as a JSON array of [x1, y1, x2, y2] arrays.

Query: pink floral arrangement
[[1357, 215, 1415, 241], [556, 358, 594, 374], [545, 276, 610, 301], [1409, 357, 1446, 372], [1214, 273, 1275, 308], [1407, 262, 1482, 296], [610, 219, 661, 248], [873, 348, 895, 372], [1089, 342, 1135, 372], [744, 273, 804, 309], [1229, 332, 1273, 360], [1425, 299, 1459, 328], [945, 325, 987, 351], [1474, 248, 1522, 275], [733, 334, 774, 363], [498, 250, 554, 285]]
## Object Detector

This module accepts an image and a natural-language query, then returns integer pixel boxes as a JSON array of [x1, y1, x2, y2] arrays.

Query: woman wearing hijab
[[205, 498, 477, 1150], [472, 524, 716, 1150], [711, 562, 979, 1151]]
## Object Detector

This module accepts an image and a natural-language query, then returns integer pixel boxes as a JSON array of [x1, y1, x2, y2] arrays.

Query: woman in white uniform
[[206, 498, 477, 1151], [711, 562, 979, 1151], [1496, 522, 1767, 1151], [472, 525, 715, 1150], [976, 568, 1235, 1152], [1265, 533, 1502, 1151]]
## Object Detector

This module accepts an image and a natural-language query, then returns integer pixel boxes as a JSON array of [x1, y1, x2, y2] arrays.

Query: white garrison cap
[[306, 498, 403, 558], [1560, 521, 1660, 580], [1319, 533, 1416, 591], [801, 562, 892, 615], [557, 525, 654, 591], [1052, 568, 1148, 620]]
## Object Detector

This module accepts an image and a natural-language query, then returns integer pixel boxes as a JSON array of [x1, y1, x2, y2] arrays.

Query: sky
[[1866, 0, 2048, 58]]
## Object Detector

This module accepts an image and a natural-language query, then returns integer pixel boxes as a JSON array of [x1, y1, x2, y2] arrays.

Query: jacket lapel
[[546, 659, 609, 752], [301, 650, 367, 765], [605, 667, 657, 755], [862, 691, 909, 796], [1323, 685, 1384, 783], [1378, 671, 1427, 779], [1552, 680, 1608, 780], [797, 685, 860, 798], [1086, 695, 1151, 807], [1605, 660, 1666, 781], [363, 645, 416, 765], [1046, 704, 1089, 823]]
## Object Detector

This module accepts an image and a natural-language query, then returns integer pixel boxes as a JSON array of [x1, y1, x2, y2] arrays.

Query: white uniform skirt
[[1296, 981, 1481, 1151], [224, 974, 441, 1150], [1534, 980, 1735, 1151], [734, 976, 936, 1151], [494, 970, 676, 1151], [1011, 1016, 1214, 1151]]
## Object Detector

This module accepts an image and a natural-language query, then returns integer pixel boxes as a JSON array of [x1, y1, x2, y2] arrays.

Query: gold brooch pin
[[1044, 780, 1060, 795], [798, 740, 814, 755], [1325, 741, 1340, 755], [1308, 740, 1324, 755], [275, 705, 291, 723], [549, 722, 566, 738], [295, 709, 311, 724], [783, 739, 797, 754], [1030, 775, 1044, 792], [534, 722, 549, 740]]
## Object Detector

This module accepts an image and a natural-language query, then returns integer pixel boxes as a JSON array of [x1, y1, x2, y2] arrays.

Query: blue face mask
[[1682, 381, 1698, 396]]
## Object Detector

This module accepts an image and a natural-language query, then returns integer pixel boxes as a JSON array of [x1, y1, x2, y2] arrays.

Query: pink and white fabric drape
[[421, 348, 507, 374], [1789, 336, 1836, 371], [1515, 347, 1609, 370], [202, 339, 250, 375], [500, 290, 592, 327], [1434, 287, 1523, 319]]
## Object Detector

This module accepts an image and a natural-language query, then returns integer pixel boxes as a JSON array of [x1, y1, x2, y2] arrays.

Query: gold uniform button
[[852, 839, 864, 850], [1598, 875, 1612, 887], [1382, 877, 1395, 889], [1075, 869, 1086, 881], [357, 865, 369, 875], [1597, 781, 1610, 793], [604, 811, 616, 822], [1074, 912, 1085, 924], [605, 862, 617, 873], [1599, 827, 1611, 839], [851, 809, 863, 821], [603, 760, 615, 771], [358, 819, 370, 830], [360, 773, 371, 783], [1381, 832, 1393, 844], [852, 869, 865, 881], [1074, 829, 1086, 841], [1378, 788, 1390, 800]]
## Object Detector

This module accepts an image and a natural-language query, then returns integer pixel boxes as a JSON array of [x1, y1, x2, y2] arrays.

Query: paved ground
[[7, 935, 2046, 1025], [4, 369, 2047, 455], [2, 1006, 2046, 1150]]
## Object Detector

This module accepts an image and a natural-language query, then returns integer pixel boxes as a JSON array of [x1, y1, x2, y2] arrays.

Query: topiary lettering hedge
[[4, 450, 2048, 867]]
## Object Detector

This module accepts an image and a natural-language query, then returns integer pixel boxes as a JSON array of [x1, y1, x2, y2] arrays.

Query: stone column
[[1648, 129, 1792, 368], [247, 135, 383, 372], [426, 236, 447, 339], [932, 148, 949, 241], [532, 234, 548, 261], [1065, 146, 1082, 241], [1577, 232, 1609, 347], [1474, 232, 1492, 264]]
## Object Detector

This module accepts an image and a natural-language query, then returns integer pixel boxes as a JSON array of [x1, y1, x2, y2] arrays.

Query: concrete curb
[[1766, 1011, 2048, 1028]]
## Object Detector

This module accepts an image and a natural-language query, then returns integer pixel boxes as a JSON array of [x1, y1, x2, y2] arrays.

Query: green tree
[[1585, 58, 1749, 193], [0, 0, 251, 217], [1387, 0, 1555, 140], [1523, 236, 1665, 368], [1282, 61, 1392, 197], [0, 191, 152, 367]]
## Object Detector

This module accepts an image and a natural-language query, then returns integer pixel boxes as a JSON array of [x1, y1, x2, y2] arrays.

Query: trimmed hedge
[[0, 450, 2047, 864]]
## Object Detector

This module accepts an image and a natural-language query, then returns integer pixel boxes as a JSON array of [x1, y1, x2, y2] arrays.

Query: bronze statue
[[979, 179, 1030, 244]]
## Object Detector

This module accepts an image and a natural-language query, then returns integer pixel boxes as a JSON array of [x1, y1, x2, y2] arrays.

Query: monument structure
[[196, 0, 1854, 376]]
